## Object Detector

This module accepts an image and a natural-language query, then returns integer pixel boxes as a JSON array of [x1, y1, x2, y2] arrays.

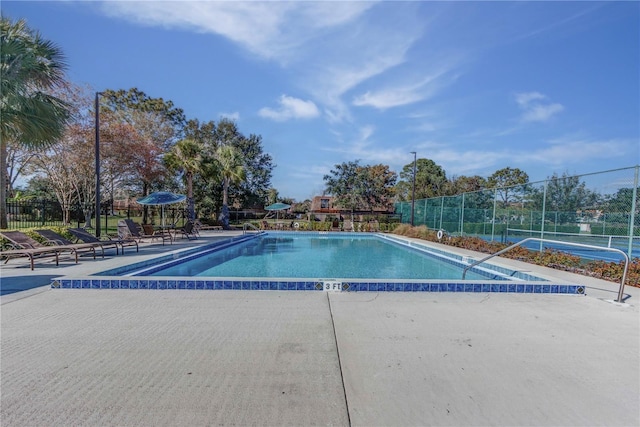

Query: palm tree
[[215, 145, 245, 229], [0, 17, 70, 229], [164, 138, 202, 220]]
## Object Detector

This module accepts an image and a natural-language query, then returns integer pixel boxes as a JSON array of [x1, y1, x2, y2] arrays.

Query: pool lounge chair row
[[0, 228, 138, 271], [118, 219, 173, 246], [117, 219, 199, 243], [2, 218, 204, 270]]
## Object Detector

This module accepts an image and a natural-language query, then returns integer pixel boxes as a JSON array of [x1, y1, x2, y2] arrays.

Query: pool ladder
[[461, 237, 629, 303], [242, 222, 262, 234]]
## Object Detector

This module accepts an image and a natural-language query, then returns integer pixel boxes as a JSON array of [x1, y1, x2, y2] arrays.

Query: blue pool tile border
[[51, 277, 586, 295]]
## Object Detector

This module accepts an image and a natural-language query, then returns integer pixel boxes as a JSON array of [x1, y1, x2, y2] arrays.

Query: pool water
[[142, 234, 489, 280]]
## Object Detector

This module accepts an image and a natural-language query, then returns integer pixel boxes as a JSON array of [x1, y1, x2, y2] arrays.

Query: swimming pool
[[51, 232, 585, 294], [137, 234, 493, 280]]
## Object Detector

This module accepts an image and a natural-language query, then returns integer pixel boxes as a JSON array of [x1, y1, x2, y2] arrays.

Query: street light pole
[[410, 151, 417, 226], [95, 92, 103, 237]]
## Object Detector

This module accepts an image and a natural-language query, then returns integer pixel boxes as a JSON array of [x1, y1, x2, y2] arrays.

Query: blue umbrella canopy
[[136, 192, 186, 228], [265, 202, 291, 211], [136, 191, 186, 206], [264, 202, 291, 220]]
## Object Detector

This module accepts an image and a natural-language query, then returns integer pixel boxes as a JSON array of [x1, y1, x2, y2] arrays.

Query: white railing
[[462, 237, 629, 303], [242, 222, 262, 234]]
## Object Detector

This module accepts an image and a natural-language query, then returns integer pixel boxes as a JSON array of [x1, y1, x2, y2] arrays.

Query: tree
[[100, 88, 186, 138], [215, 145, 246, 229], [444, 175, 487, 196], [487, 167, 529, 206], [98, 109, 142, 215], [25, 117, 98, 226], [4, 139, 36, 198], [99, 88, 185, 223], [323, 161, 396, 221], [605, 187, 638, 214], [529, 172, 601, 223], [183, 119, 219, 218], [604, 187, 639, 227], [180, 118, 272, 219], [356, 164, 397, 212], [1, 17, 70, 228], [164, 139, 202, 220], [324, 160, 362, 221], [294, 199, 311, 214], [25, 83, 97, 226], [266, 188, 279, 206], [545, 172, 599, 212], [23, 175, 57, 202], [231, 133, 274, 208], [396, 158, 447, 201]]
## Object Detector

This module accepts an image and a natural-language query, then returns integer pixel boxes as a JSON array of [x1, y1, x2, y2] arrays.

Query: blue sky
[[4, 1, 639, 201]]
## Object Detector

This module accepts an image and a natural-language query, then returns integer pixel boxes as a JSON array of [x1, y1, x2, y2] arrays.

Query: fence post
[[540, 179, 548, 252], [628, 166, 638, 259], [104, 203, 109, 235], [423, 199, 427, 226], [460, 193, 465, 235], [41, 199, 46, 226], [491, 189, 497, 241]]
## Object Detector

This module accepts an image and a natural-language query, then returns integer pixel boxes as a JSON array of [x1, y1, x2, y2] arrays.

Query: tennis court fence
[[394, 166, 639, 260]]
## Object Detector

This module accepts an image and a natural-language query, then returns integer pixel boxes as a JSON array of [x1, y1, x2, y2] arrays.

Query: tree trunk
[[219, 178, 230, 229], [142, 182, 149, 224], [218, 204, 230, 230], [187, 172, 195, 220], [60, 203, 70, 225], [84, 208, 92, 228]]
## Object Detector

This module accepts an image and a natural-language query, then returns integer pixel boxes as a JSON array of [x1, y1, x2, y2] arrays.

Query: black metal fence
[[4, 200, 189, 233], [5, 200, 84, 229]]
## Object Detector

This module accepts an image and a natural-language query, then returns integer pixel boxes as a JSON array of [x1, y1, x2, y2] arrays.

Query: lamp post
[[410, 151, 417, 226], [95, 91, 103, 237]]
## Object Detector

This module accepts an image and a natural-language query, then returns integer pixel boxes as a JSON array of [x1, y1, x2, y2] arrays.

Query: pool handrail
[[461, 237, 629, 303], [242, 222, 262, 234]]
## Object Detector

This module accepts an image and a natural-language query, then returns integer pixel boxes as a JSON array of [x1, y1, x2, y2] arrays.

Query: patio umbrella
[[265, 202, 291, 220], [136, 191, 186, 228]]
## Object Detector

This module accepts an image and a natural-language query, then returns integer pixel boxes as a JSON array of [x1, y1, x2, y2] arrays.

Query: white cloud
[[101, 1, 374, 63], [521, 103, 564, 122], [352, 66, 459, 110], [527, 137, 630, 165], [515, 91, 546, 106], [515, 91, 564, 122], [258, 95, 320, 122], [359, 125, 375, 142], [220, 111, 240, 121], [353, 89, 424, 110], [305, 29, 421, 121]]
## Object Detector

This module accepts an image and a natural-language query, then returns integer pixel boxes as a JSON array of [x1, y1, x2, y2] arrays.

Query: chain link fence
[[395, 166, 639, 261]]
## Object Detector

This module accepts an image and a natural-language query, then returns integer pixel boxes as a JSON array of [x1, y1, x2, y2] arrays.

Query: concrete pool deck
[[1, 231, 639, 426]]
